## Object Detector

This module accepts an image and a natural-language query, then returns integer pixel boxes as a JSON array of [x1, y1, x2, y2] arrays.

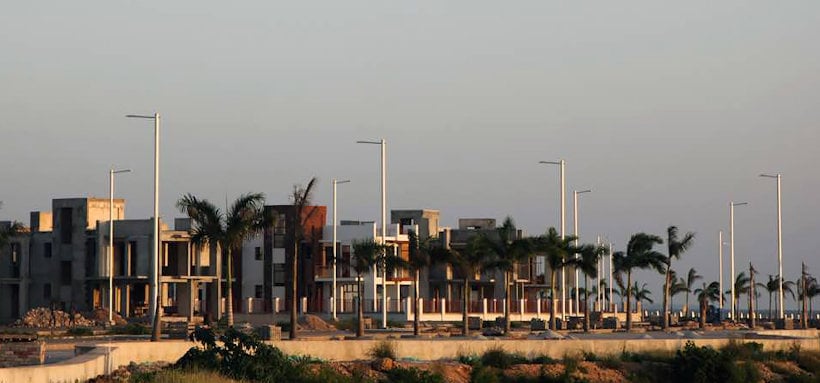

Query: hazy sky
[[2, 1, 819, 309]]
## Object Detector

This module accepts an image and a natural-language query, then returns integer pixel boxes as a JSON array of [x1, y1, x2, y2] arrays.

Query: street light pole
[[719, 230, 724, 314], [126, 113, 160, 341], [572, 189, 591, 315], [730, 201, 748, 322], [539, 160, 566, 318], [108, 168, 131, 325], [331, 179, 350, 321], [760, 174, 784, 319], [357, 139, 388, 328]]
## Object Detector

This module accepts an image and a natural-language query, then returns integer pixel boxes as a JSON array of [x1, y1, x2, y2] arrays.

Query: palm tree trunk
[[463, 277, 469, 336], [226, 249, 234, 327], [663, 268, 671, 330], [357, 275, 364, 337], [413, 269, 420, 337], [699, 300, 706, 329], [290, 242, 299, 340], [685, 293, 690, 318], [549, 270, 557, 330], [626, 271, 633, 331], [583, 272, 590, 332], [749, 267, 755, 328], [769, 292, 773, 320], [504, 271, 511, 335]]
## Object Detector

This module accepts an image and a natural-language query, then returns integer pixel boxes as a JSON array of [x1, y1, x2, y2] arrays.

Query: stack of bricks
[[0, 336, 45, 367]]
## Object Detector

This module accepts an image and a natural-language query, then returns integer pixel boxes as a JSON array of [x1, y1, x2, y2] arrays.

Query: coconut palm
[[763, 275, 796, 320], [572, 243, 607, 332], [631, 282, 653, 312], [694, 281, 721, 329], [613, 233, 665, 331], [407, 230, 436, 336], [662, 226, 695, 329], [286, 177, 319, 340], [728, 272, 751, 318], [480, 217, 531, 334], [177, 192, 266, 327], [668, 274, 688, 315], [533, 227, 579, 330], [436, 236, 495, 336], [350, 240, 388, 337], [683, 268, 702, 316]]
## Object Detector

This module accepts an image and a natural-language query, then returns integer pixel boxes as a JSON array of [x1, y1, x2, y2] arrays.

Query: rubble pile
[[87, 308, 127, 326], [19, 307, 94, 328], [296, 314, 337, 331]]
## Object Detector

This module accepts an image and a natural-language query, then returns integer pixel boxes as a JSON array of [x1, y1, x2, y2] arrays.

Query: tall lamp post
[[126, 113, 160, 341], [729, 201, 748, 322], [331, 179, 350, 321], [572, 189, 591, 314], [357, 139, 388, 329], [539, 160, 566, 318], [718, 230, 724, 315], [760, 173, 784, 319], [108, 168, 131, 325]]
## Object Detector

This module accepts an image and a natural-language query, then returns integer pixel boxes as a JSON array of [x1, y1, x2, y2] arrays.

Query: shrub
[[480, 346, 527, 369], [109, 323, 150, 335], [457, 351, 480, 366], [382, 366, 444, 383], [67, 327, 93, 336], [369, 340, 397, 360], [469, 365, 500, 383], [721, 341, 764, 361]]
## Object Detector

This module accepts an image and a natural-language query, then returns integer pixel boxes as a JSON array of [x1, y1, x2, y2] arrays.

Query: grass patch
[[66, 327, 93, 336], [130, 369, 242, 383], [480, 346, 527, 369]]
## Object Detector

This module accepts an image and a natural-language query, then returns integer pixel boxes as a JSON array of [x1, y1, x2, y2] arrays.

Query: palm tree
[[662, 226, 695, 330], [799, 263, 812, 329], [683, 268, 702, 317], [694, 281, 720, 329], [287, 177, 319, 340], [437, 236, 495, 336], [728, 272, 751, 319], [631, 282, 653, 312], [764, 275, 797, 319], [806, 276, 819, 317], [407, 230, 435, 336], [613, 233, 665, 331], [669, 274, 688, 316], [572, 243, 607, 332], [350, 240, 388, 337], [177, 192, 266, 327], [533, 227, 579, 330], [480, 217, 531, 334]]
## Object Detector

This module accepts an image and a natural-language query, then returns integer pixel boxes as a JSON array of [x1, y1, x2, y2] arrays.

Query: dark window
[[43, 283, 52, 300], [60, 261, 72, 285], [273, 213, 286, 248], [254, 285, 263, 299], [60, 207, 72, 244], [273, 263, 285, 287], [129, 241, 138, 276], [273, 234, 285, 249], [254, 247, 262, 261], [43, 242, 52, 258]]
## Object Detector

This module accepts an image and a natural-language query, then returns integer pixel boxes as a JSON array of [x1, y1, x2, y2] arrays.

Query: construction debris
[[18, 307, 94, 328]]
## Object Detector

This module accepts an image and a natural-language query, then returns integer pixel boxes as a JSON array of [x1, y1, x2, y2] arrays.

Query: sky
[[2, 1, 819, 311]]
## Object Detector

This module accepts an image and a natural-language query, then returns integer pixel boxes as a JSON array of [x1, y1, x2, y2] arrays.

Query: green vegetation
[[66, 326, 93, 336], [369, 340, 397, 360], [108, 323, 151, 335]]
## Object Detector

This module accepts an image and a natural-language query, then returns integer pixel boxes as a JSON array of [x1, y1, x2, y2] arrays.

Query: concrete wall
[[1, 333, 818, 383]]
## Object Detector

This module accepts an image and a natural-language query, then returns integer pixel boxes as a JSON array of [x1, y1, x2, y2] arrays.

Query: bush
[[109, 323, 150, 335], [480, 346, 527, 369], [67, 327, 93, 336], [369, 340, 397, 360], [721, 341, 764, 361], [672, 341, 761, 383], [382, 366, 444, 383]]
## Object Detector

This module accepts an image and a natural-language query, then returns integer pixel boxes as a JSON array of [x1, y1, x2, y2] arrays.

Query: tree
[[728, 271, 750, 319], [407, 230, 436, 337], [286, 177, 319, 340], [436, 236, 495, 336], [533, 227, 579, 330], [763, 275, 796, 320], [572, 243, 607, 332], [694, 281, 721, 329], [613, 233, 665, 331], [177, 192, 267, 327], [662, 226, 695, 330], [350, 240, 388, 337], [683, 268, 702, 317], [668, 273, 688, 315], [480, 217, 531, 334], [631, 281, 653, 311]]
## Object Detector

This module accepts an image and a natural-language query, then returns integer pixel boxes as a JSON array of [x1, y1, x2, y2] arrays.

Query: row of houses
[[0, 197, 588, 324]]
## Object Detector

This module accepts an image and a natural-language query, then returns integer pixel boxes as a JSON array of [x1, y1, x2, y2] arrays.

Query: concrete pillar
[[441, 298, 446, 320], [418, 298, 423, 316], [537, 298, 541, 319], [483, 298, 488, 318], [177, 280, 193, 319], [519, 299, 525, 319], [301, 297, 308, 314]]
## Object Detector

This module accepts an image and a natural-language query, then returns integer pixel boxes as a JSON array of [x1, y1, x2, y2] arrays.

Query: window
[[254, 247, 262, 261], [273, 263, 285, 286], [60, 207, 72, 244], [273, 213, 286, 248], [254, 285, 264, 299], [43, 283, 52, 300], [60, 261, 72, 285], [43, 242, 52, 258]]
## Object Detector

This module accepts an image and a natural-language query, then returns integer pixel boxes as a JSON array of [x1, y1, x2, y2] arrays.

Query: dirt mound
[[87, 308, 127, 326], [19, 307, 94, 328], [296, 315, 336, 331]]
